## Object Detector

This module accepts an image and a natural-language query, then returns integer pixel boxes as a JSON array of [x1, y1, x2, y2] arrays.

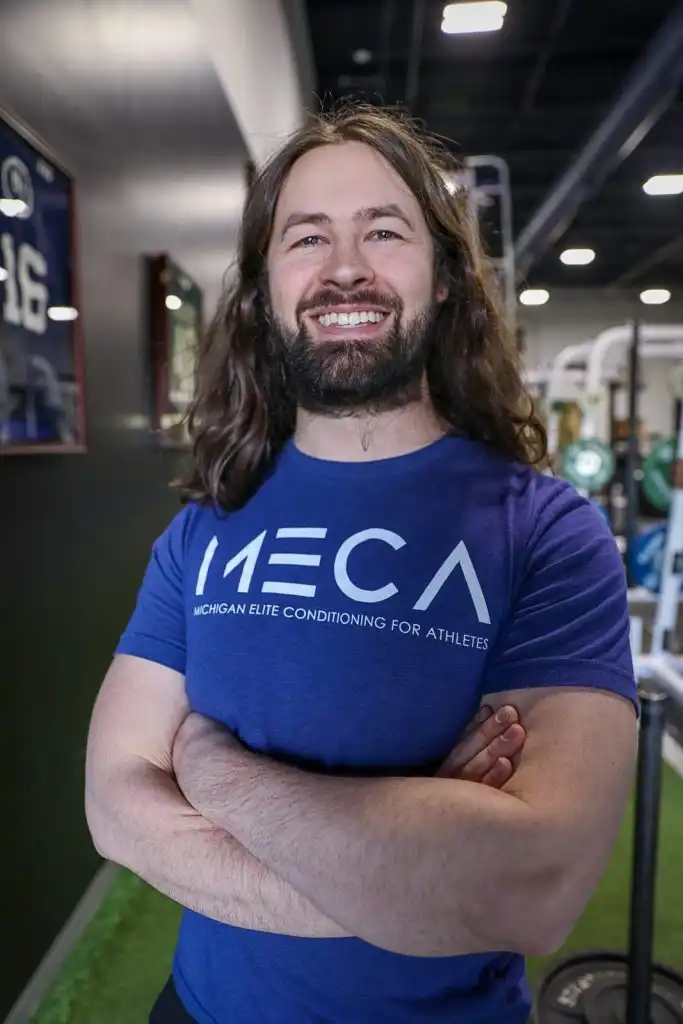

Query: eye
[[368, 229, 402, 242], [291, 235, 325, 249]]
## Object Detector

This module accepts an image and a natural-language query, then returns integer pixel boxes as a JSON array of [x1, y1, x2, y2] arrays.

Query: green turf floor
[[33, 764, 683, 1023]]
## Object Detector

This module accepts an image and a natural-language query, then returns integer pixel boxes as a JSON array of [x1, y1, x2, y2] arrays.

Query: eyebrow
[[279, 203, 415, 240]]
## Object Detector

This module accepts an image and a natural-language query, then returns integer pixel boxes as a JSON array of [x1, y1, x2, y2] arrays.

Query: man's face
[[266, 141, 443, 414]]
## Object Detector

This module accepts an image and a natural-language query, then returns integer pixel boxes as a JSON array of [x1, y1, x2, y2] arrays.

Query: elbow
[[508, 874, 583, 959], [84, 785, 125, 866]]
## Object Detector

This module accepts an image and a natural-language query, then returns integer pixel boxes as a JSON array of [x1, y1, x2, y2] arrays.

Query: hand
[[435, 705, 525, 788]]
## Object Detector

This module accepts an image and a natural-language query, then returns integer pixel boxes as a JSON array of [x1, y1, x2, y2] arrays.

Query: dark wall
[[0, 161, 186, 1017]]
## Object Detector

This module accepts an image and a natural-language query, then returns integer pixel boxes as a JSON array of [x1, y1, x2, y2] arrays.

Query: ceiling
[[304, 0, 683, 293], [0, 0, 250, 310]]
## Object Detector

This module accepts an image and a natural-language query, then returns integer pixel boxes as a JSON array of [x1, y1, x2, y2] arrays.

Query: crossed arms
[[85, 653, 637, 958]]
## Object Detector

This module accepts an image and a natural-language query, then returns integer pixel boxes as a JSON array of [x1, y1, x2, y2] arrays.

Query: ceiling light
[[0, 267, 7, 282], [643, 175, 683, 196], [352, 48, 372, 65], [0, 198, 28, 218], [560, 248, 595, 266], [165, 295, 182, 311], [640, 289, 671, 306], [519, 289, 550, 307], [441, 1, 507, 34], [47, 306, 79, 321]]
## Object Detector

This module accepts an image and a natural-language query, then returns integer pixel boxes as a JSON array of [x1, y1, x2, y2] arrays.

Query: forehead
[[273, 140, 425, 226]]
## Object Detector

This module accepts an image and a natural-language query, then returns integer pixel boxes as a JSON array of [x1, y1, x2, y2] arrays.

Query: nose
[[320, 239, 375, 291]]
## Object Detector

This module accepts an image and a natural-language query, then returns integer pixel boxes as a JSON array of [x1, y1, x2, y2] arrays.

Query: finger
[[481, 757, 514, 789], [449, 724, 526, 782], [442, 705, 519, 772], [461, 704, 494, 738]]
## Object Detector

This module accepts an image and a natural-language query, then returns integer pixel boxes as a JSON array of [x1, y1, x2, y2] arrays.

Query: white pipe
[[541, 340, 683, 453], [582, 324, 683, 437], [635, 654, 683, 703], [544, 343, 595, 453]]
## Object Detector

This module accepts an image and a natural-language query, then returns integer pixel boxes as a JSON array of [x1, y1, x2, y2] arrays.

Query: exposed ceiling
[[0, 0, 250, 310], [304, 0, 683, 294]]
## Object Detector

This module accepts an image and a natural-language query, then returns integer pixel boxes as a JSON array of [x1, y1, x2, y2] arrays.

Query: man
[[85, 106, 639, 1023]]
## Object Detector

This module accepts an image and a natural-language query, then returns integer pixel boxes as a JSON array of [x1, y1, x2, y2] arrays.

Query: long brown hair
[[179, 103, 546, 510]]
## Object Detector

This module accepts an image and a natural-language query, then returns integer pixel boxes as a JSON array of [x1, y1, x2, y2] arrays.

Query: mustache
[[296, 289, 403, 318]]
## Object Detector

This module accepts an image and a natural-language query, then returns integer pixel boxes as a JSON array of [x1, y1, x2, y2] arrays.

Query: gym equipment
[[628, 525, 683, 594], [535, 690, 683, 1023], [643, 437, 676, 512], [668, 362, 683, 401], [454, 156, 515, 329], [581, 325, 683, 439], [561, 438, 615, 492]]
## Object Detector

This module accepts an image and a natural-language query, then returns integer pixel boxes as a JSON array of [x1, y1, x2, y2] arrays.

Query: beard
[[270, 289, 437, 416]]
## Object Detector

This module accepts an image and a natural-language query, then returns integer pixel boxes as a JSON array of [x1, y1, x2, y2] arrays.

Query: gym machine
[[448, 156, 516, 330], [536, 323, 683, 589], [534, 417, 683, 1021]]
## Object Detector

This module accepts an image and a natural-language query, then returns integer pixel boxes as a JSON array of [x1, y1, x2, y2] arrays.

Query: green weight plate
[[561, 439, 615, 492], [642, 436, 676, 512]]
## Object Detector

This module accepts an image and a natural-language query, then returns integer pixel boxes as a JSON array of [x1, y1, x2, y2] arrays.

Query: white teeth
[[317, 311, 386, 327]]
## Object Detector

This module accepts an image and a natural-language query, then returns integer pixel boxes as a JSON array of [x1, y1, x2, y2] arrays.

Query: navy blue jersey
[[0, 116, 79, 445]]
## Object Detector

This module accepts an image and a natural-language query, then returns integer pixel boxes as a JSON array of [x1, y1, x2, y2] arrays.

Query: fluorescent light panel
[[519, 289, 550, 307], [441, 1, 507, 34], [643, 175, 683, 196]]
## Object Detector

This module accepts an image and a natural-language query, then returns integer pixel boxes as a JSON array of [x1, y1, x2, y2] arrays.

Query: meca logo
[[195, 527, 491, 625]]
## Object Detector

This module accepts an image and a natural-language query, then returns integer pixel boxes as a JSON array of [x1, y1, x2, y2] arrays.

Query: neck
[[293, 400, 447, 463]]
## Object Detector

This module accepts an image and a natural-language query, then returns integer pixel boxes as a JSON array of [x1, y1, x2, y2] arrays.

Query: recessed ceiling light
[[642, 175, 683, 196], [0, 267, 7, 282], [47, 306, 79, 322], [519, 289, 550, 307], [441, 1, 507, 34], [560, 248, 596, 266], [165, 295, 182, 311], [640, 288, 671, 305], [352, 48, 373, 65]]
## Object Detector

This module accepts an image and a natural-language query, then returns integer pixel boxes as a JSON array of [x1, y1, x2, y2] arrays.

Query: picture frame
[[147, 254, 204, 449], [0, 106, 86, 454]]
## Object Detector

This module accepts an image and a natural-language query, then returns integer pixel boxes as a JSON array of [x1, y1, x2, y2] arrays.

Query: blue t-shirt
[[116, 434, 637, 1024]]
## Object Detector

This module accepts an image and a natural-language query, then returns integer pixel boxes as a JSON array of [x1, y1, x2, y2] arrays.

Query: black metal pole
[[607, 381, 618, 533], [626, 688, 668, 1024], [625, 321, 640, 585]]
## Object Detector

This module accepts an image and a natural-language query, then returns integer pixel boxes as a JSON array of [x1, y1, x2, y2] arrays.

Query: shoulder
[[153, 500, 226, 563]]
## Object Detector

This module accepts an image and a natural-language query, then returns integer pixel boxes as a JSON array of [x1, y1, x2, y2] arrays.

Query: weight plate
[[561, 439, 615, 492], [535, 952, 683, 1022], [584, 973, 683, 1023], [643, 436, 676, 512]]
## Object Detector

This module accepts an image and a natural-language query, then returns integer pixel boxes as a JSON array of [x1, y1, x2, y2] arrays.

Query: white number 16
[[1, 232, 48, 336]]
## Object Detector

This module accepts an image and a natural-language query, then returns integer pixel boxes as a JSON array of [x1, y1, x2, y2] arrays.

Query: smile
[[315, 310, 388, 328]]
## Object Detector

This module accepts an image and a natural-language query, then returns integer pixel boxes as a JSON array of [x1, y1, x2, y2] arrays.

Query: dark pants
[[149, 978, 197, 1023]]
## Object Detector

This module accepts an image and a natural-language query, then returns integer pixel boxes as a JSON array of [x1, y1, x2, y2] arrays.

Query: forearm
[[85, 763, 349, 939], [195, 753, 559, 958]]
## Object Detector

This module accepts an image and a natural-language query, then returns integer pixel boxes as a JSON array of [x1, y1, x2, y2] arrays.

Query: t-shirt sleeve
[[481, 484, 638, 711], [114, 506, 193, 674]]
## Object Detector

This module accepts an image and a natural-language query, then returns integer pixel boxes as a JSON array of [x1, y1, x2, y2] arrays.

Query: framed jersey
[[0, 108, 86, 454], [147, 254, 203, 448]]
